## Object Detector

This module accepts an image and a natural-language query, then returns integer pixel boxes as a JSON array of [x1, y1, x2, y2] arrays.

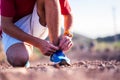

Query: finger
[[48, 48, 60, 55], [61, 40, 71, 50], [63, 42, 73, 51], [44, 48, 56, 56], [63, 41, 72, 51], [48, 48, 57, 53], [49, 44, 59, 50], [43, 47, 56, 56], [44, 52, 52, 56], [47, 41, 59, 50], [59, 38, 67, 49]]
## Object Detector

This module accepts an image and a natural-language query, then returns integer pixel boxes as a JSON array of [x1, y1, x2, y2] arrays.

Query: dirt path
[[0, 60, 120, 80]]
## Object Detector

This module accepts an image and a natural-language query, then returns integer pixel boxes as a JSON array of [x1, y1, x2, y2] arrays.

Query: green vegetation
[[113, 41, 120, 48], [95, 41, 120, 51]]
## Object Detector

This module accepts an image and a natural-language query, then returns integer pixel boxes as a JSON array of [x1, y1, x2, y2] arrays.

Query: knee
[[6, 53, 29, 67]]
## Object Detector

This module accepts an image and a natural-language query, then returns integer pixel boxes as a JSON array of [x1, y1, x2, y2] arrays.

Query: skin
[[1, 0, 73, 67], [59, 14, 73, 51], [37, 0, 61, 46]]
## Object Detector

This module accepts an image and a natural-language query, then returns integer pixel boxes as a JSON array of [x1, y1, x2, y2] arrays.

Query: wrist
[[64, 30, 73, 38]]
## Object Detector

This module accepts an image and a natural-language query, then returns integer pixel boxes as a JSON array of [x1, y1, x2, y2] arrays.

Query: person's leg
[[2, 15, 33, 67], [6, 43, 32, 67], [37, 0, 61, 46], [2, 2, 48, 67], [31, 2, 48, 39]]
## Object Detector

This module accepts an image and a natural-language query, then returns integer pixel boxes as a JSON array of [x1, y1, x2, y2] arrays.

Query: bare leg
[[37, 0, 61, 46], [45, 0, 61, 46], [6, 43, 32, 67]]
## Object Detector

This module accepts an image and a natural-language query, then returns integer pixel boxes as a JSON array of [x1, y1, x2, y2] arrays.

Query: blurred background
[[0, 0, 120, 63]]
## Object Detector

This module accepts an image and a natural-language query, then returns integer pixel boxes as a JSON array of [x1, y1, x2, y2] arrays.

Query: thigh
[[31, 3, 48, 39]]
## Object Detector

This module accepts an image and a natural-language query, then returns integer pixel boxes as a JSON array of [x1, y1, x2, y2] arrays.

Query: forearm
[[45, 0, 61, 46], [64, 13, 73, 32], [59, 14, 73, 51], [1, 16, 41, 47]]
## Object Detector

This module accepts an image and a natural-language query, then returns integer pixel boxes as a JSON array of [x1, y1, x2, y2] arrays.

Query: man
[[1, 0, 73, 67]]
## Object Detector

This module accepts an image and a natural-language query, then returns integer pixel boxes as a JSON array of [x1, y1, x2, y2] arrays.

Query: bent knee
[[6, 43, 30, 67], [7, 54, 29, 67]]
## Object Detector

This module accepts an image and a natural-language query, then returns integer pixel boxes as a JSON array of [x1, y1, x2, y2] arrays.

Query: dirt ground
[[0, 43, 120, 80], [0, 60, 120, 80]]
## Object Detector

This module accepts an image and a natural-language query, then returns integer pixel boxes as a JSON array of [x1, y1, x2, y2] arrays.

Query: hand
[[35, 39, 59, 56], [59, 35, 73, 51]]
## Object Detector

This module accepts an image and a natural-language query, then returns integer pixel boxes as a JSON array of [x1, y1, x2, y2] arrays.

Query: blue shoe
[[50, 50, 70, 66]]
